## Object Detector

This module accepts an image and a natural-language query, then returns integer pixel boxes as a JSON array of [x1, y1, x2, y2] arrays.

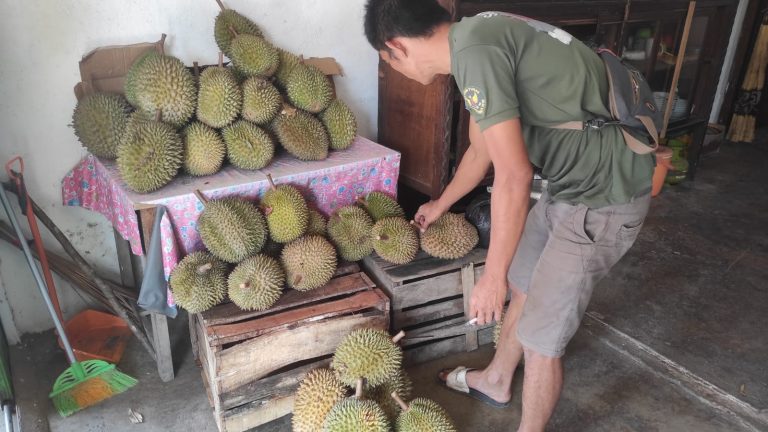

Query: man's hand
[[414, 200, 447, 232], [469, 273, 507, 325]]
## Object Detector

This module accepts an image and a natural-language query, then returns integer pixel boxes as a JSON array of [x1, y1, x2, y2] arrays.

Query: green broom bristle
[[49, 360, 137, 417]]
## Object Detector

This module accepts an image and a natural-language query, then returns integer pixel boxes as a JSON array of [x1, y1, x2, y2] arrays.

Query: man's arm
[[470, 117, 532, 325], [414, 120, 492, 228]]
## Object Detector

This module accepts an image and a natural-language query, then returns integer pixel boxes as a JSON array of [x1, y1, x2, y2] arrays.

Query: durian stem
[[193, 61, 200, 80], [158, 33, 167, 56], [266, 174, 276, 190], [228, 25, 238, 38], [293, 275, 302, 286], [239, 282, 250, 289], [154, 109, 162, 122], [193, 189, 209, 206], [218, 52, 224, 68], [355, 378, 364, 399], [196, 263, 213, 274], [356, 196, 367, 206], [392, 330, 406, 344], [378, 234, 389, 241], [263, 206, 273, 216], [391, 392, 410, 411], [214, 0, 226, 11]]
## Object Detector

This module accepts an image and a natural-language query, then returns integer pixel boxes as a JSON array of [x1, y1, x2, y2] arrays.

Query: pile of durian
[[169, 183, 479, 314], [293, 328, 458, 432], [71, 5, 357, 194]]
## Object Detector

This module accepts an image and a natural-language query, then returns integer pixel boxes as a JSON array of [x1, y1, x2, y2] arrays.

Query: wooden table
[[62, 136, 401, 381]]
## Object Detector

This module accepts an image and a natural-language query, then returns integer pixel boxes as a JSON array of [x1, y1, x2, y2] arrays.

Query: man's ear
[[384, 38, 408, 59]]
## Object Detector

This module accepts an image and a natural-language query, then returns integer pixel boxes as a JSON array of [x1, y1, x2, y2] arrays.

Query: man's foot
[[438, 366, 512, 407]]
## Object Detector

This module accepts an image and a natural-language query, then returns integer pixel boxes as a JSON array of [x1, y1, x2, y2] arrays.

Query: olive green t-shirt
[[450, 12, 653, 208]]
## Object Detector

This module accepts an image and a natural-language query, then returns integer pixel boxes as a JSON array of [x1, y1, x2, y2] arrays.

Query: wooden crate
[[362, 249, 500, 365], [190, 263, 390, 432]]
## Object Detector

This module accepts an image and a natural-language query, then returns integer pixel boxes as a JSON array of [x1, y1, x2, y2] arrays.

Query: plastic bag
[[465, 193, 491, 249]]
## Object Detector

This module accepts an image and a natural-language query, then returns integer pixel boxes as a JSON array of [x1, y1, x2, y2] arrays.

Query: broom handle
[[0, 186, 77, 364]]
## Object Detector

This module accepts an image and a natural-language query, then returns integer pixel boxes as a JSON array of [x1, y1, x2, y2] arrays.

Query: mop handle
[[0, 186, 77, 364]]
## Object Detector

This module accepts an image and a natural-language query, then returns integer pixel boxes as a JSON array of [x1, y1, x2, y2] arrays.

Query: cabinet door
[[377, 60, 455, 198]]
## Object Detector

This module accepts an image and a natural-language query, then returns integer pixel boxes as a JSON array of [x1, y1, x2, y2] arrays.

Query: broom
[[0, 184, 137, 416]]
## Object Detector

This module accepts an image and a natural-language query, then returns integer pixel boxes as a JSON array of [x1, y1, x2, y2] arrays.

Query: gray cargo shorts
[[509, 190, 650, 358]]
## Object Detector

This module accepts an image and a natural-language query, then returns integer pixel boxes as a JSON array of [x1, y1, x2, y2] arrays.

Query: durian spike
[[214, 0, 226, 11], [392, 330, 406, 344], [355, 378, 364, 399], [196, 263, 213, 274], [218, 52, 224, 68], [193, 189, 209, 206], [391, 392, 410, 411]]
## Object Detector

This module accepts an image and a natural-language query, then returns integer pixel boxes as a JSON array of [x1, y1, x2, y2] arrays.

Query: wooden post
[[661, 1, 697, 139], [461, 263, 479, 351]]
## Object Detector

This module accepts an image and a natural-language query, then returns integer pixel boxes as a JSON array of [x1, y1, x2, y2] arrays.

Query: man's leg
[[518, 350, 562, 432], [464, 284, 527, 403]]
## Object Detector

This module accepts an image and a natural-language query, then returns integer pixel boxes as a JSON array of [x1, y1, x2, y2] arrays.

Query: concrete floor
[[9, 140, 768, 431]]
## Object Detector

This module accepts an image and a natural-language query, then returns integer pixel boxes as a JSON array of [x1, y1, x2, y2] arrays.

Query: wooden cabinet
[[378, 0, 740, 198]]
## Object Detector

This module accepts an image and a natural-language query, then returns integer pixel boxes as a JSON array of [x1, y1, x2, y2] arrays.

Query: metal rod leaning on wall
[[661, 1, 697, 138], [1, 181, 156, 360]]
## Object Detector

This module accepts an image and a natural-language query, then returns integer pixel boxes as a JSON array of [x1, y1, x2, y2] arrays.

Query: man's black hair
[[364, 0, 452, 51]]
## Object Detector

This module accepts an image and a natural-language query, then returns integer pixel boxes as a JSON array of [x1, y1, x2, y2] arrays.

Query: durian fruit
[[367, 369, 412, 423], [197, 54, 242, 128], [72, 93, 132, 159], [293, 368, 348, 432], [331, 329, 404, 387], [327, 206, 374, 262], [320, 99, 357, 151], [307, 208, 327, 236], [323, 379, 389, 432], [117, 114, 183, 193], [214, 8, 263, 58], [241, 77, 282, 125], [182, 122, 225, 176], [272, 105, 329, 161], [124, 51, 160, 108], [358, 191, 404, 221], [281, 235, 337, 291], [493, 314, 504, 349], [261, 175, 309, 243], [371, 217, 418, 265], [285, 63, 334, 113], [222, 120, 275, 170], [229, 33, 279, 78], [125, 53, 197, 127], [274, 48, 302, 88], [169, 251, 227, 313], [420, 213, 479, 259], [227, 254, 285, 311], [196, 195, 268, 263], [391, 395, 457, 432]]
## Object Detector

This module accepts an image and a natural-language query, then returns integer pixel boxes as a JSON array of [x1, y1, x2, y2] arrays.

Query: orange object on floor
[[652, 146, 674, 197], [58, 309, 132, 364]]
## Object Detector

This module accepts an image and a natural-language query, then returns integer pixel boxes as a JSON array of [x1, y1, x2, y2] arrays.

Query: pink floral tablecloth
[[62, 136, 401, 283]]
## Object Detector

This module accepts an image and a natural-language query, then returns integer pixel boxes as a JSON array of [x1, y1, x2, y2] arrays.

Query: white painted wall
[[0, 0, 379, 339]]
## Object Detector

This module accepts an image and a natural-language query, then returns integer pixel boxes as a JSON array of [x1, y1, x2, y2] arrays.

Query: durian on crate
[[362, 248, 505, 365], [190, 262, 390, 432]]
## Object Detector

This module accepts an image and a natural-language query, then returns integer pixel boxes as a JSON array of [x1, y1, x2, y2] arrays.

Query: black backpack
[[552, 48, 663, 154]]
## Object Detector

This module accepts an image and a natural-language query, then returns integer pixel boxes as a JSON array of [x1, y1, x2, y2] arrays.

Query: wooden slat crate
[[362, 248, 501, 365], [190, 263, 390, 432]]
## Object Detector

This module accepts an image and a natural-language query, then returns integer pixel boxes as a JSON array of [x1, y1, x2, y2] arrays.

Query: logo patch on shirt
[[463, 87, 486, 115]]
